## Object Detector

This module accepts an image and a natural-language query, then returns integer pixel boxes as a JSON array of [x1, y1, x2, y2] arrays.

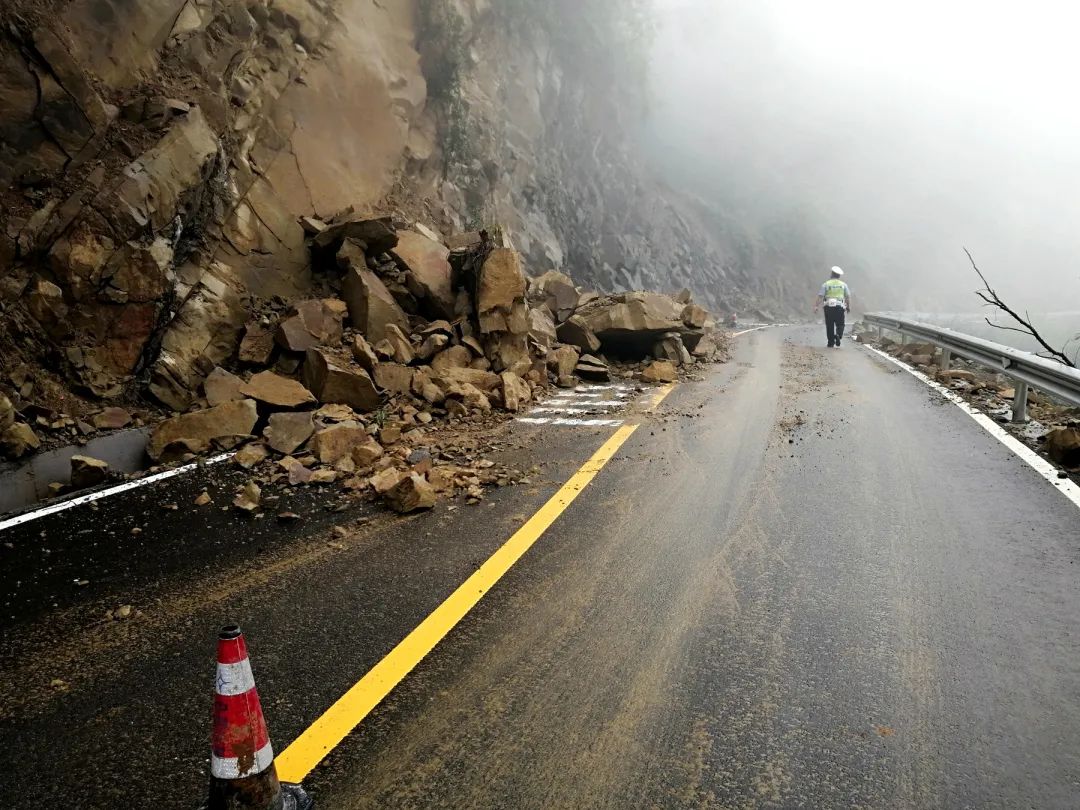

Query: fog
[[641, 0, 1080, 316]]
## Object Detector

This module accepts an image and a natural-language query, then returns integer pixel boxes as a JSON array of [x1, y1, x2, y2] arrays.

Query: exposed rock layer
[[0, 0, 803, 423]]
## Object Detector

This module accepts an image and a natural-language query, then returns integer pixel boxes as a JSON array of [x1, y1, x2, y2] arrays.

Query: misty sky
[[643, 0, 1080, 313]]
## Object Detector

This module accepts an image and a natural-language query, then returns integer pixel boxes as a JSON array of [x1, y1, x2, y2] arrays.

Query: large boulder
[[476, 249, 528, 334], [690, 334, 720, 360], [275, 299, 346, 352], [653, 333, 692, 366], [576, 354, 610, 382], [385, 472, 436, 513], [579, 292, 684, 334], [311, 424, 369, 464], [1046, 428, 1080, 470], [431, 345, 473, 372], [240, 371, 317, 409], [485, 333, 532, 376], [303, 349, 381, 412], [147, 399, 258, 461], [203, 367, 245, 407], [351, 438, 385, 467], [577, 292, 687, 355], [432, 366, 502, 392], [391, 230, 455, 319], [313, 217, 398, 255], [547, 345, 580, 382], [27, 279, 69, 337], [382, 325, 415, 364], [350, 335, 380, 372], [342, 266, 409, 344], [416, 332, 450, 361], [238, 323, 276, 366], [263, 412, 315, 455], [642, 360, 677, 384], [148, 263, 247, 411], [446, 382, 491, 413], [531, 271, 580, 322], [682, 304, 708, 329], [500, 371, 532, 412], [1, 423, 40, 459], [528, 307, 558, 348], [556, 315, 601, 354], [70, 455, 109, 489], [0, 394, 15, 432], [372, 363, 414, 394]]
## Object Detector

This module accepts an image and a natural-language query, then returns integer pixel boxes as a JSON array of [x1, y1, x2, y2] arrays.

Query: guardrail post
[[875, 325, 883, 342], [939, 348, 952, 369], [900, 333, 909, 346], [1012, 381, 1029, 423]]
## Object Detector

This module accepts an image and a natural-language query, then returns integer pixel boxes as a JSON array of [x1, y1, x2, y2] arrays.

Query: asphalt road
[[3, 326, 1079, 809]]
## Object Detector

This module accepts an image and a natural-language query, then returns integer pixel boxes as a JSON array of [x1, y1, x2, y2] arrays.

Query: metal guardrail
[[863, 313, 1080, 422]]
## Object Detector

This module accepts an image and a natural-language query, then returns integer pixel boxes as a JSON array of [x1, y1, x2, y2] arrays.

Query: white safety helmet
[[830, 266, 844, 276]]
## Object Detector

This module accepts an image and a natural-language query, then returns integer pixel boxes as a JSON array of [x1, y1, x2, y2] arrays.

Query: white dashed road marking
[[543, 400, 626, 407], [516, 417, 625, 427], [516, 383, 642, 429]]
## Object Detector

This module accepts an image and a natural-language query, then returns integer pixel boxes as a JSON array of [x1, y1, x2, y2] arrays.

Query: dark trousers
[[824, 306, 846, 346]]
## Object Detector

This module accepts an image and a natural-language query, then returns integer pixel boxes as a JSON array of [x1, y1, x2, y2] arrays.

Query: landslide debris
[[3, 216, 730, 516]]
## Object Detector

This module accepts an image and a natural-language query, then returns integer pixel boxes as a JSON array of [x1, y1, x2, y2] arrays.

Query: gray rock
[[304, 349, 381, 412], [341, 264, 410, 344], [385, 472, 436, 513], [1, 423, 40, 459], [575, 354, 610, 382], [70, 455, 109, 489], [203, 367, 245, 407], [275, 299, 347, 352], [264, 412, 315, 455], [239, 371, 317, 409], [147, 399, 258, 461], [391, 230, 456, 319], [556, 315, 601, 354], [476, 249, 528, 334]]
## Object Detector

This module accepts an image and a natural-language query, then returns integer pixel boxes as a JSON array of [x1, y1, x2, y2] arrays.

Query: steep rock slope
[[0, 0, 805, 413]]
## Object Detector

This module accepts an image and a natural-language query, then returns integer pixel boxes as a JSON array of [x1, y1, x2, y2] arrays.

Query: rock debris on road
[[3, 326, 1080, 809]]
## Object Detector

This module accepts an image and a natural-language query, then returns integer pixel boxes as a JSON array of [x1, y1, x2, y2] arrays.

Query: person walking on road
[[814, 266, 851, 348]]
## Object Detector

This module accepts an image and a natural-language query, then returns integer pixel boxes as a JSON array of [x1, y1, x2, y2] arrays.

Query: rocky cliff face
[[0, 0, 803, 414]]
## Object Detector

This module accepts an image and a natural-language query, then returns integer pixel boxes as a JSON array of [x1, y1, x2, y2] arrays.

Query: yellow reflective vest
[[823, 279, 847, 301]]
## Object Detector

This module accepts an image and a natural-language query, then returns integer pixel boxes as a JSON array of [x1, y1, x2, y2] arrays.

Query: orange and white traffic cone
[[205, 625, 313, 810]]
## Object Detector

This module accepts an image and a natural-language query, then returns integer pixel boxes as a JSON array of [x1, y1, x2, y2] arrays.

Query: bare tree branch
[[966, 248, 1075, 367], [983, 318, 1038, 338]]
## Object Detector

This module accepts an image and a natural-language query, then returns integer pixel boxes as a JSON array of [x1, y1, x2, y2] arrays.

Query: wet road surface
[[3, 326, 1079, 808]]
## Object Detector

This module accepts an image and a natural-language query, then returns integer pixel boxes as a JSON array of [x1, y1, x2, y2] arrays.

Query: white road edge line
[[5, 380, 642, 528], [864, 344, 1080, 511], [0, 452, 233, 533]]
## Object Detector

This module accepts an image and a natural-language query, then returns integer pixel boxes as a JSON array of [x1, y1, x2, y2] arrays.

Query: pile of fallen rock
[[3, 215, 726, 512]]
